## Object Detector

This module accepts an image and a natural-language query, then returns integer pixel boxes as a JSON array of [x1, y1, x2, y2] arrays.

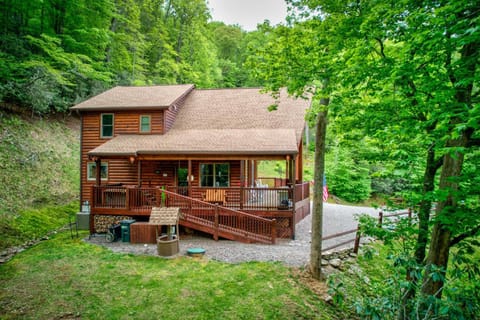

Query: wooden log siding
[[80, 111, 165, 203]]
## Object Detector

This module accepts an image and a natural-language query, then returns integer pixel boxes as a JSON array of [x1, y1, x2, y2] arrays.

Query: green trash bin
[[120, 219, 136, 242]]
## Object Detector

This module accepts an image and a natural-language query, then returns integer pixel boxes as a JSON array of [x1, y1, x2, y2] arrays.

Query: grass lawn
[[0, 231, 345, 320]]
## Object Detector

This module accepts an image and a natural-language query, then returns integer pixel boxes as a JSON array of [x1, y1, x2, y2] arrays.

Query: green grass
[[0, 232, 342, 320], [0, 201, 79, 251]]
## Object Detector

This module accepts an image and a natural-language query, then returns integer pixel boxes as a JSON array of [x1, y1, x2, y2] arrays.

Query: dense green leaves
[[0, 0, 265, 114], [248, 0, 479, 316]]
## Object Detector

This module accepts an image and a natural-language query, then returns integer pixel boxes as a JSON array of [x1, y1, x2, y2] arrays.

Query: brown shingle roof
[[71, 84, 194, 111], [88, 129, 298, 156], [86, 87, 311, 156], [173, 88, 309, 144]]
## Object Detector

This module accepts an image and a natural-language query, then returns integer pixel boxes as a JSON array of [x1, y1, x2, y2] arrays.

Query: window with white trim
[[87, 162, 108, 181], [200, 163, 229, 187], [101, 114, 114, 138]]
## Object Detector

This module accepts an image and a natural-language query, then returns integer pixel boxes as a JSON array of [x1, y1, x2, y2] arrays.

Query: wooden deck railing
[[92, 183, 310, 213], [294, 182, 310, 202], [159, 189, 276, 244], [91, 185, 278, 244]]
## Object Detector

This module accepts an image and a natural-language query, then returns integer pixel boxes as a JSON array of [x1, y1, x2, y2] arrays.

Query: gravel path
[[86, 203, 379, 267]]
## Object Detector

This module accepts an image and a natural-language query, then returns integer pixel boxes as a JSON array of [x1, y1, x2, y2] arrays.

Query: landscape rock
[[329, 258, 342, 268]]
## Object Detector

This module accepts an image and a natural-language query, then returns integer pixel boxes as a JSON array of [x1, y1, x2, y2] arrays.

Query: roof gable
[[71, 84, 194, 111]]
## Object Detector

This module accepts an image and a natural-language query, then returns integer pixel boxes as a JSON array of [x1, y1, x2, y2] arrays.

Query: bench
[[203, 189, 226, 205]]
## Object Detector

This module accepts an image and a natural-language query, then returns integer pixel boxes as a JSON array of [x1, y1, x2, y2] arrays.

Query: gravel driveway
[[86, 203, 379, 267]]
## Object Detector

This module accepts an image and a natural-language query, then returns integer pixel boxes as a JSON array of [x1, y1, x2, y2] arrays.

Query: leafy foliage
[[0, 0, 265, 114]]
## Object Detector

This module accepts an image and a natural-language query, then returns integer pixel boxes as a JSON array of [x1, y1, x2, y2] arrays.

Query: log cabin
[[71, 84, 311, 244]]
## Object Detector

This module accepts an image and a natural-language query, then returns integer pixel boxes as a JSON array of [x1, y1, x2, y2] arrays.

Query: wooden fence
[[378, 208, 412, 226], [321, 208, 413, 253]]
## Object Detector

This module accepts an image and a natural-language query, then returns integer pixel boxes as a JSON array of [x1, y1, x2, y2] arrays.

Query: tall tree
[[282, 0, 480, 317], [248, 18, 339, 279]]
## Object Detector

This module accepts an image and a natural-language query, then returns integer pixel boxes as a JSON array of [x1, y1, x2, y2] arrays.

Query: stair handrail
[[158, 187, 276, 244]]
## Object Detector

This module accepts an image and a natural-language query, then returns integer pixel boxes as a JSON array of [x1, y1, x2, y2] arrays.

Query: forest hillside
[[1, 0, 265, 115], [0, 111, 80, 250]]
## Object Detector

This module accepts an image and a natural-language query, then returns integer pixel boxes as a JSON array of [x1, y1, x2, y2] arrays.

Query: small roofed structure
[[149, 207, 180, 256], [149, 207, 181, 225]]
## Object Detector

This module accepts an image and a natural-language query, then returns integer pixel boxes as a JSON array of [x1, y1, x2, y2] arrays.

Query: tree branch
[[450, 224, 480, 247], [374, 37, 386, 59]]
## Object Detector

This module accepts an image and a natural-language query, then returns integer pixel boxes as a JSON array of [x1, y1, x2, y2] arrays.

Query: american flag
[[323, 176, 329, 202]]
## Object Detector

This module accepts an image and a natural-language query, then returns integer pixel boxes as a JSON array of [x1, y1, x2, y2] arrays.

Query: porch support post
[[297, 141, 303, 182], [95, 157, 101, 187], [285, 155, 290, 185], [291, 155, 296, 240], [240, 160, 245, 186], [247, 160, 254, 186], [291, 155, 297, 183], [187, 159, 192, 197], [240, 160, 245, 210]]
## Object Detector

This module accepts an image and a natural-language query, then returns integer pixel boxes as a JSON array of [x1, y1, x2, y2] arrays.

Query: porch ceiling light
[[129, 156, 136, 164]]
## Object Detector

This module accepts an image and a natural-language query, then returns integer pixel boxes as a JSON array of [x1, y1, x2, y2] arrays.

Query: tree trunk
[[415, 145, 439, 264], [310, 99, 329, 280], [422, 36, 478, 300], [398, 144, 440, 320], [422, 133, 468, 299]]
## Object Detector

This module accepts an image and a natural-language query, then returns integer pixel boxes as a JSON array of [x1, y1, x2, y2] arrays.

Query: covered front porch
[[87, 156, 310, 239]]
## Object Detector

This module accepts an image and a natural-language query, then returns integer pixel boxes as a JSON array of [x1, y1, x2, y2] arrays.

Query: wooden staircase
[[158, 189, 276, 244]]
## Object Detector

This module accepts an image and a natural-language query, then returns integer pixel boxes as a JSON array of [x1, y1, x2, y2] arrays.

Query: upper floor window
[[200, 163, 229, 187], [101, 114, 114, 138], [140, 115, 151, 133], [87, 162, 108, 181]]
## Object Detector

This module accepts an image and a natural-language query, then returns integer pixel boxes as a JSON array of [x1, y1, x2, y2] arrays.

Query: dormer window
[[101, 114, 114, 138], [140, 115, 151, 133]]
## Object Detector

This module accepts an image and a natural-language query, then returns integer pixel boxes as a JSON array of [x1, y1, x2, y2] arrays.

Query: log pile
[[94, 215, 134, 233]]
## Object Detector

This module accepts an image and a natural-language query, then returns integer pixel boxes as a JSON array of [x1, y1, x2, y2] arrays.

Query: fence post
[[378, 211, 383, 227], [214, 205, 219, 241], [408, 208, 412, 219], [353, 225, 361, 254]]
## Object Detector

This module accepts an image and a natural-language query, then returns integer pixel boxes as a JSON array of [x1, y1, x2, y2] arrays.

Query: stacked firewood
[[94, 215, 134, 233]]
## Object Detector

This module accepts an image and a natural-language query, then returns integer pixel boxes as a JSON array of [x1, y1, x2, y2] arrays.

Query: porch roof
[[88, 129, 298, 157]]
